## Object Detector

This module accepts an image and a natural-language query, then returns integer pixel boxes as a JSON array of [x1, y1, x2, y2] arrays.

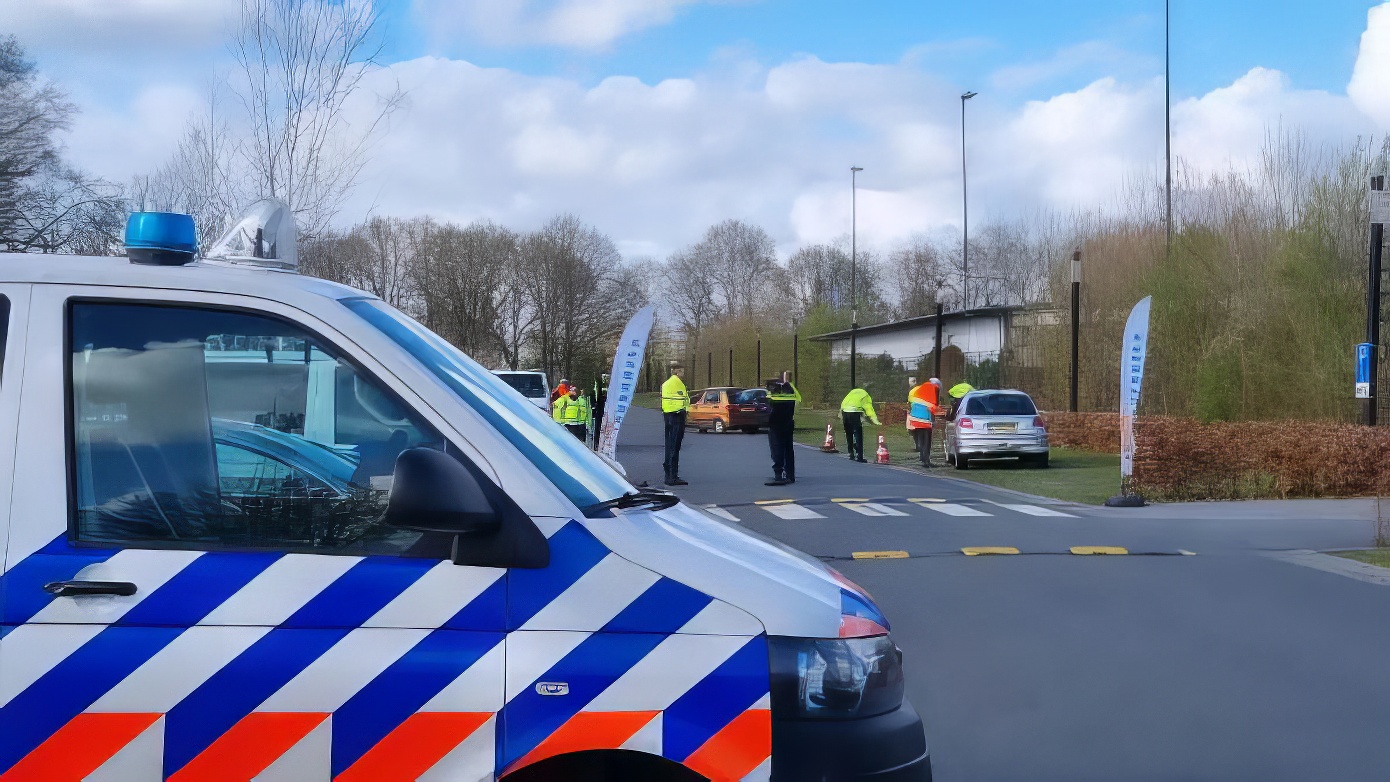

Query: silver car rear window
[[964, 394, 1037, 416]]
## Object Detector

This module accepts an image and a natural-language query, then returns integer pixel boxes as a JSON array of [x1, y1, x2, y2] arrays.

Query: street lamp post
[[1070, 250, 1082, 413], [1165, 0, 1173, 254], [850, 166, 863, 389], [960, 91, 977, 310]]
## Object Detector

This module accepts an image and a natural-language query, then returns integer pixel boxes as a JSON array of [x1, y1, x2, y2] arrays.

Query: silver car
[[945, 390, 1049, 469]]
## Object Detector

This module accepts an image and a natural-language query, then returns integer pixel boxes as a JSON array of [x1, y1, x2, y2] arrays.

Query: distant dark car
[[688, 387, 771, 433]]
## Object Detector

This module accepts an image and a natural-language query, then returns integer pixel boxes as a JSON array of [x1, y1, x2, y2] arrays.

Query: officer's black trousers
[[842, 411, 864, 460], [768, 421, 795, 481], [663, 411, 686, 478]]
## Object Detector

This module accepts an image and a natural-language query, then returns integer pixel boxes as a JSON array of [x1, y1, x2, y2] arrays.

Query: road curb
[[1264, 550, 1390, 587]]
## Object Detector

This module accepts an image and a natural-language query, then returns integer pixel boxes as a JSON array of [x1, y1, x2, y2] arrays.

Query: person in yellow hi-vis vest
[[660, 361, 690, 485], [552, 385, 590, 441], [840, 384, 881, 463]]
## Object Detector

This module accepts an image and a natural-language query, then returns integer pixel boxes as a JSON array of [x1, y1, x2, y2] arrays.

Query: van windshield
[[343, 297, 633, 509], [495, 372, 546, 398]]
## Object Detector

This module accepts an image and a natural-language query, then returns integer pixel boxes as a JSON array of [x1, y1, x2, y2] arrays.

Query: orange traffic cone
[[821, 423, 838, 452], [875, 434, 890, 464]]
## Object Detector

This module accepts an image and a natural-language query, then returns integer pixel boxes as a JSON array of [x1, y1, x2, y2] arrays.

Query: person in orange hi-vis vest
[[906, 377, 942, 467]]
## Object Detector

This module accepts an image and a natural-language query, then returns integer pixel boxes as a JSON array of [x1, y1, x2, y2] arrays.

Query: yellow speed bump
[[852, 550, 910, 560], [961, 546, 1020, 556], [754, 498, 794, 505], [1070, 546, 1129, 556]]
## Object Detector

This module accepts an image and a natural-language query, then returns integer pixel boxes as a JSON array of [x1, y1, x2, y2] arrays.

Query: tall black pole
[[1070, 249, 1082, 413], [961, 91, 976, 309], [933, 302, 944, 379], [1165, 0, 1173, 254], [1366, 175, 1384, 426], [850, 166, 863, 389]]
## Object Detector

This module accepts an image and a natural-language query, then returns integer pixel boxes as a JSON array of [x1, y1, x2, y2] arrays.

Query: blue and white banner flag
[[1119, 296, 1152, 478], [598, 305, 655, 461]]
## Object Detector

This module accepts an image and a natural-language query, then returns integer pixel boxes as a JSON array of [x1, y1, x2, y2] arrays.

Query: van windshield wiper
[[587, 488, 679, 514]]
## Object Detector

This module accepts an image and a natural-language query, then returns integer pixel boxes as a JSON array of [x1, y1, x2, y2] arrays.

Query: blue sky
[[6, 0, 1389, 257], [382, 0, 1375, 100]]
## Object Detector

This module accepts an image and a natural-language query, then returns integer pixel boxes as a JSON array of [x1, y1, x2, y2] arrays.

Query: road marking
[[702, 505, 740, 522], [988, 502, 1076, 517], [852, 551, 909, 560], [754, 498, 794, 506], [914, 502, 991, 517], [762, 503, 825, 520], [1070, 546, 1128, 555], [839, 502, 910, 517], [962, 546, 1020, 556]]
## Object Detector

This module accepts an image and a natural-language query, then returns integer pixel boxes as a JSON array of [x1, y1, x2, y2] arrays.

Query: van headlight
[[769, 635, 906, 720]]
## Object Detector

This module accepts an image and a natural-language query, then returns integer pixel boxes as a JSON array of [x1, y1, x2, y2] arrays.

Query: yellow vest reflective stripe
[[661, 375, 689, 413]]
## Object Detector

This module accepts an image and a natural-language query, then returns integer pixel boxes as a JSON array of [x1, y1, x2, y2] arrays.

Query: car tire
[[955, 455, 970, 470], [946, 450, 956, 466], [743, 426, 758, 434], [713, 419, 726, 433], [1030, 453, 1050, 468]]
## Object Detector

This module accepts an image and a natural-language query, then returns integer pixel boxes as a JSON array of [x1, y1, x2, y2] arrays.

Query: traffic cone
[[821, 423, 838, 452], [875, 434, 890, 464]]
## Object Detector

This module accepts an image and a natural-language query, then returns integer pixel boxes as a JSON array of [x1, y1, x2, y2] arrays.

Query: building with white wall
[[812, 306, 1024, 368]]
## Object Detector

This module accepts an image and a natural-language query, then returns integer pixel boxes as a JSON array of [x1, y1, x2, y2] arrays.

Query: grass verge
[[1330, 549, 1390, 568], [789, 405, 1120, 505]]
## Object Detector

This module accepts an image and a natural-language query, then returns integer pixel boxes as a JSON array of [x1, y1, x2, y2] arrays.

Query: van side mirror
[[385, 448, 501, 534], [385, 447, 549, 570]]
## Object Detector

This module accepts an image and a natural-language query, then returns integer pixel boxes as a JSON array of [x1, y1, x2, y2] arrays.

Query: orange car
[[687, 387, 772, 433]]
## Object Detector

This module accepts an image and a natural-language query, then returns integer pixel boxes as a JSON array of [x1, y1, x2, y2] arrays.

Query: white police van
[[0, 202, 930, 781]]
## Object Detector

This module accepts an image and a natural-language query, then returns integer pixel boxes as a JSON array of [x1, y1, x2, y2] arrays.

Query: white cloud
[[44, 2, 1390, 261], [323, 45, 1382, 259], [411, 0, 722, 50], [64, 83, 206, 181], [1348, 2, 1390, 129]]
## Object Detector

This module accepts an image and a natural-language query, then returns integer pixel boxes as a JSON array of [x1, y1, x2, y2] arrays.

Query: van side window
[[68, 301, 453, 557]]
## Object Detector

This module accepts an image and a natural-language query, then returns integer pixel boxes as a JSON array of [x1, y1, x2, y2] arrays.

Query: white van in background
[[492, 370, 551, 412]]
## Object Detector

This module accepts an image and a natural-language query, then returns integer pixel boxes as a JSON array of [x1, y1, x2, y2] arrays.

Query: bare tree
[[0, 35, 123, 254], [411, 219, 520, 366], [128, 84, 245, 252], [660, 248, 718, 348], [230, 0, 401, 241], [887, 237, 953, 317], [521, 214, 642, 381], [690, 219, 781, 320]]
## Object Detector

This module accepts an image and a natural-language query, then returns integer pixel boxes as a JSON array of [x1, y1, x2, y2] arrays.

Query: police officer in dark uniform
[[765, 371, 801, 486]]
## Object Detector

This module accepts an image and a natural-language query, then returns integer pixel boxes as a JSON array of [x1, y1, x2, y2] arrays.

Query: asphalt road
[[616, 407, 1390, 782]]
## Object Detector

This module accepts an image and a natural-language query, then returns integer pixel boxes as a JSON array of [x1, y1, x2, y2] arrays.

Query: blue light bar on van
[[125, 212, 197, 266]]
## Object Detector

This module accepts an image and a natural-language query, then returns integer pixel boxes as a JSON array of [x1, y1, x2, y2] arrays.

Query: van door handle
[[43, 580, 138, 597]]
